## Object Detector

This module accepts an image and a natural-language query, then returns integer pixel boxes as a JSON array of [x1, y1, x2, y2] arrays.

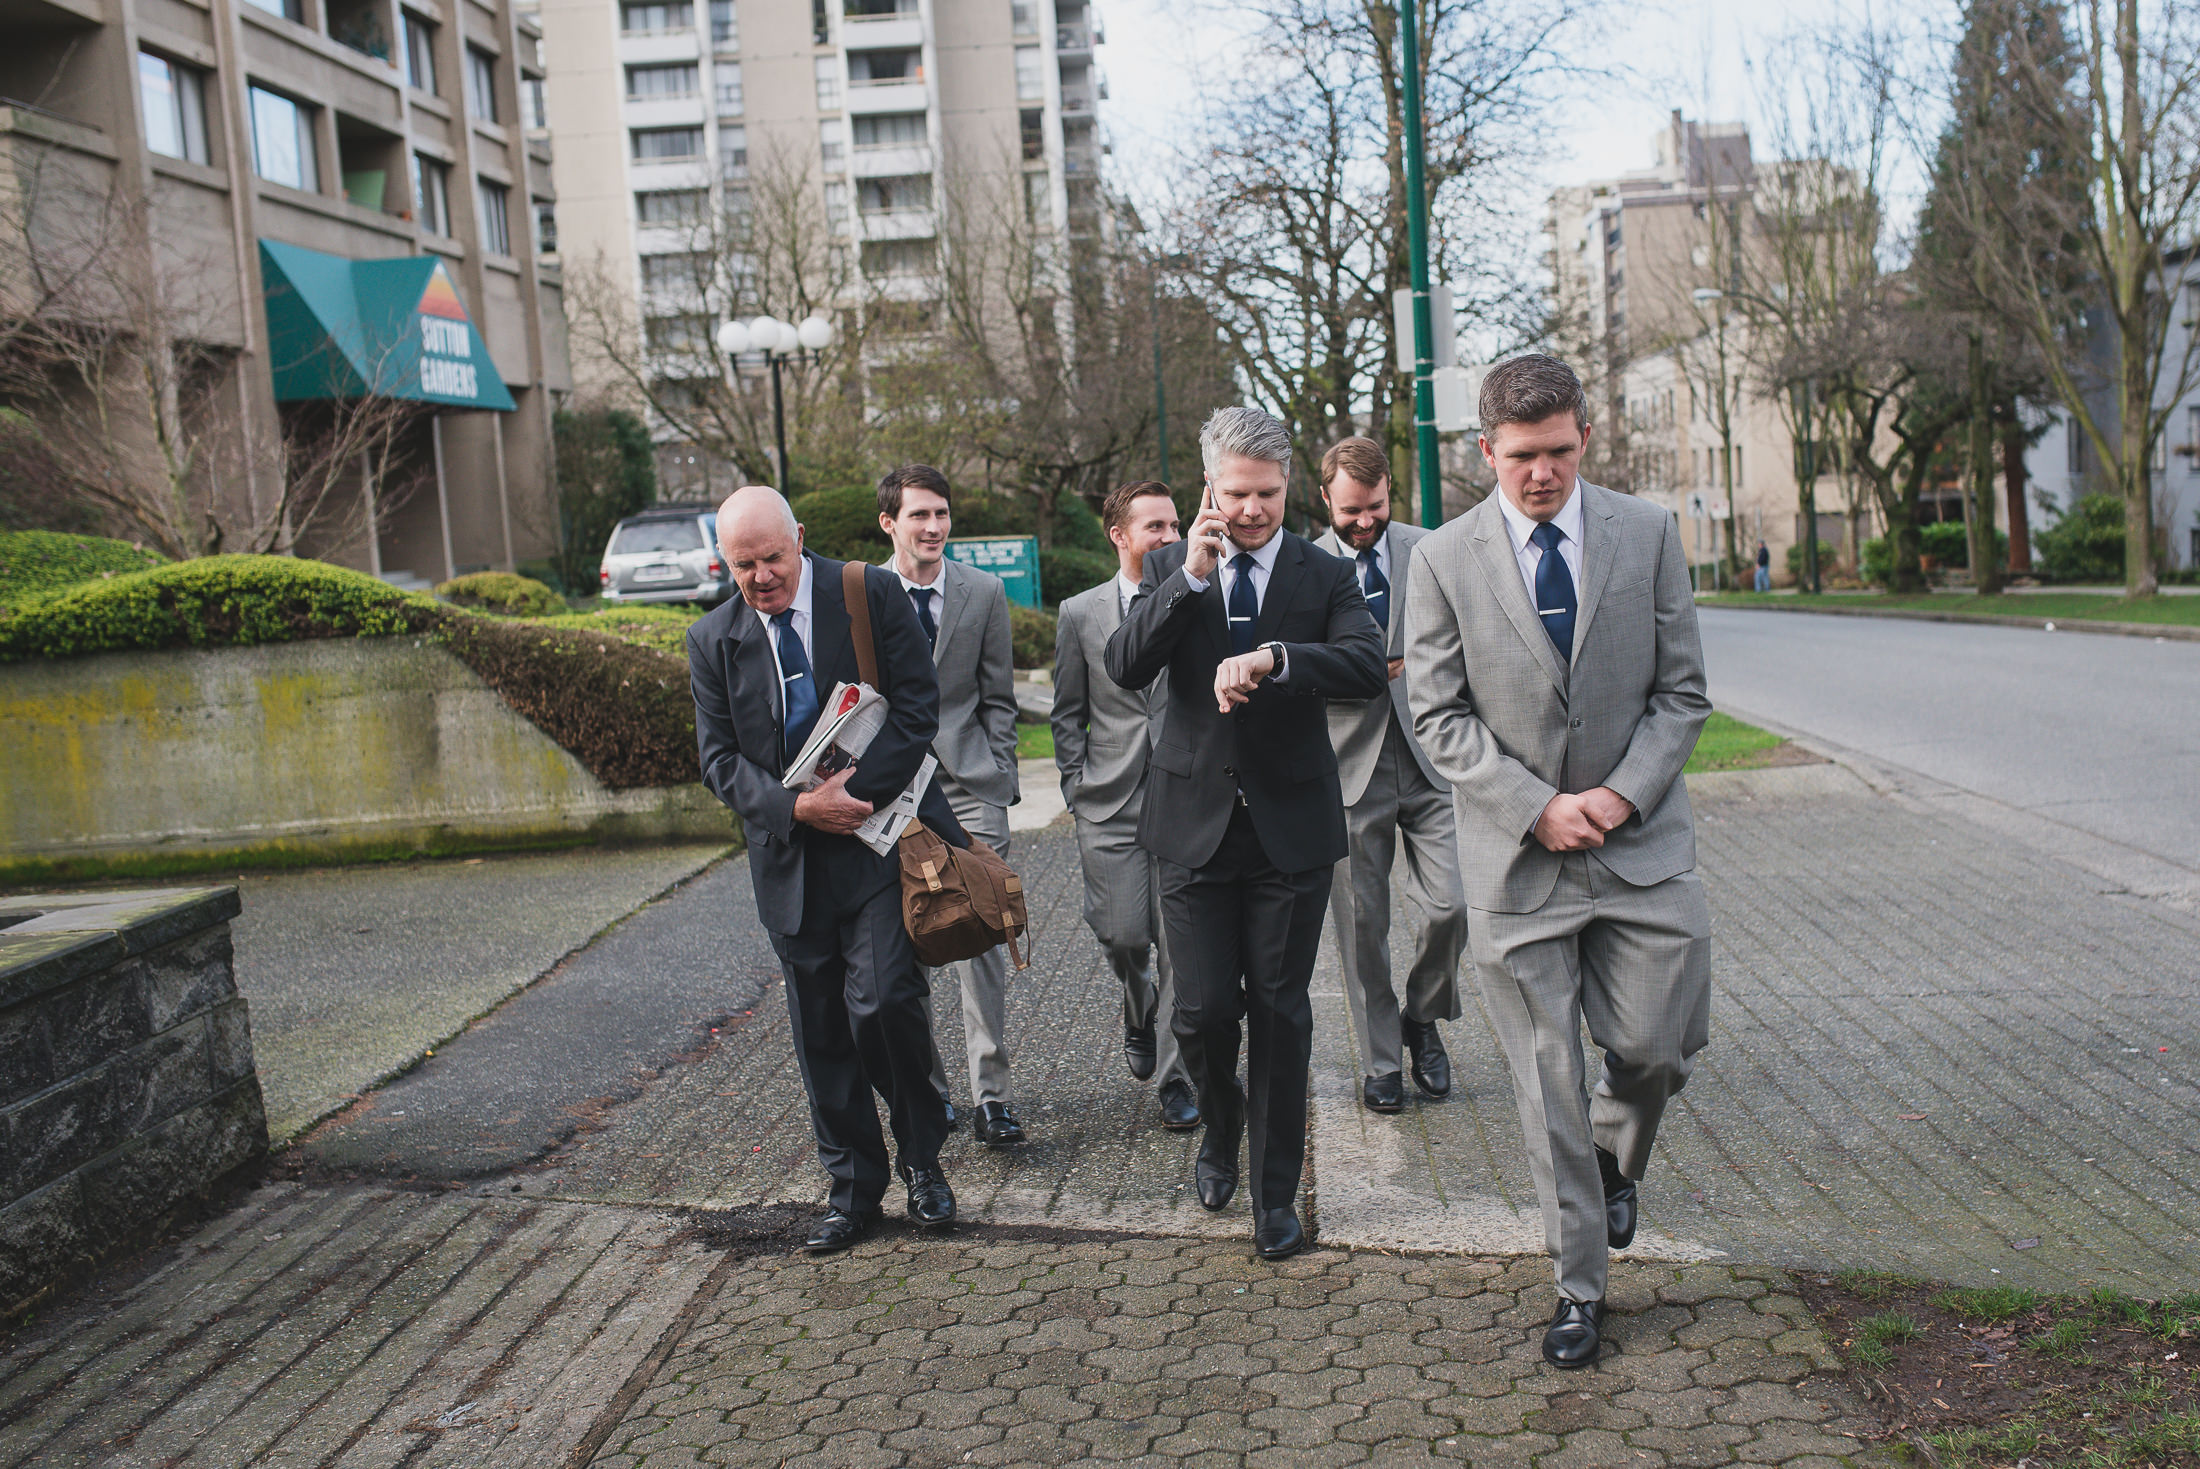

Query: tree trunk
[[2114, 0, 2159, 597], [1966, 332, 2002, 594], [2000, 406, 2032, 573]]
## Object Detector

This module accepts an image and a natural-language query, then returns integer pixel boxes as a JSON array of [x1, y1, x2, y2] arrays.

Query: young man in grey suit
[[1406, 355, 1712, 1369], [1106, 407, 1388, 1261], [1052, 481, 1199, 1131], [878, 464, 1030, 1148], [1313, 438, 1467, 1116]]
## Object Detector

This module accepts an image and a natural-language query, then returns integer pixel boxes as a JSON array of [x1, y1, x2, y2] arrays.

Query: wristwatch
[[1260, 641, 1286, 680]]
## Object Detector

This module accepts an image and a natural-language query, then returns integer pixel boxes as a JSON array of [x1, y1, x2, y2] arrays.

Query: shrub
[[551, 408, 656, 592], [528, 606, 702, 655], [1050, 495, 1111, 553], [1917, 521, 2009, 571], [0, 555, 430, 661], [1860, 537, 1893, 586], [1040, 547, 1116, 605], [2034, 493, 2126, 582], [791, 485, 890, 562], [949, 494, 1035, 539], [436, 571, 566, 617], [1008, 604, 1056, 670], [0, 531, 166, 610]]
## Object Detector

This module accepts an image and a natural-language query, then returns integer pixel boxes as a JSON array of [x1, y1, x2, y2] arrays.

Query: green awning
[[260, 239, 516, 411]]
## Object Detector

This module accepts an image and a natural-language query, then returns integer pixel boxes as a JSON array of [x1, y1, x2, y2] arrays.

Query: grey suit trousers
[[926, 784, 1014, 1105], [1471, 854, 1711, 1303], [1075, 804, 1189, 1089], [1329, 719, 1468, 1078]]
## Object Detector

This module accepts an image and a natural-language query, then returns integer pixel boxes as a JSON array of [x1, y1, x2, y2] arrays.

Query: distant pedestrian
[[1406, 354, 1713, 1369], [687, 486, 969, 1254], [1754, 540, 1771, 592]]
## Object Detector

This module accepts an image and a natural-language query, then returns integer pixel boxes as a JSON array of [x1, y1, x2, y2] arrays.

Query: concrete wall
[[0, 639, 731, 880], [1, 887, 265, 1315]]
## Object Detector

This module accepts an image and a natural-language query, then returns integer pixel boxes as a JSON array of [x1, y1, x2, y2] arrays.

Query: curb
[[1695, 598, 2200, 642]]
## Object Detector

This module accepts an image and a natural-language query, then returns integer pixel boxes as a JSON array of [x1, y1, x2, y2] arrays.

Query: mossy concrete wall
[[0, 639, 730, 881]]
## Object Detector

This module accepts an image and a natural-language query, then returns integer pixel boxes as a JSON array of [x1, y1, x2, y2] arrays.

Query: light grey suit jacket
[[1050, 578, 1165, 822], [1404, 481, 1710, 914], [918, 554, 1021, 809], [1316, 521, 1444, 805]]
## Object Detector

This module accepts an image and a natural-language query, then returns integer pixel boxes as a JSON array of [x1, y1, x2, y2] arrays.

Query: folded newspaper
[[781, 681, 938, 855]]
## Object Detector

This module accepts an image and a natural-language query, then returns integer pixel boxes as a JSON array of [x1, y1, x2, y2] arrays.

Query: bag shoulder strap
[[842, 560, 880, 688]]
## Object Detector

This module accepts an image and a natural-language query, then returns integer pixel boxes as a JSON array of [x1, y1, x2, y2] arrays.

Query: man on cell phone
[[1105, 407, 1387, 1262]]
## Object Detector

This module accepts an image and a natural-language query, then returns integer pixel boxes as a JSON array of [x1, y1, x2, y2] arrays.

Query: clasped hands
[[1533, 787, 1635, 852], [795, 768, 873, 834]]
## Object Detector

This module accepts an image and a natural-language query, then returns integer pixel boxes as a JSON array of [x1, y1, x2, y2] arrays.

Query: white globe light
[[716, 319, 751, 355], [750, 315, 787, 353], [797, 315, 836, 351]]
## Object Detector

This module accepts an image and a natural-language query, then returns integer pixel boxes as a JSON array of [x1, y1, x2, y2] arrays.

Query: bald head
[[718, 485, 806, 615]]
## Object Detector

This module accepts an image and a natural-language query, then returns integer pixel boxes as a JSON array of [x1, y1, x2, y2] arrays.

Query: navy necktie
[[1227, 552, 1259, 656], [1358, 547, 1390, 630], [1531, 521, 1577, 662], [908, 585, 938, 648], [772, 609, 822, 758]]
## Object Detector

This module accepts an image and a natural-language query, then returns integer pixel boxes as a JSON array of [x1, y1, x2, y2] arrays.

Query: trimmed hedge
[[1040, 547, 1115, 604], [528, 606, 701, 655], [791, 485, 890, 562], [1009, 604, 1055, 670], [0, 531, 166, 610], [437, 571, 567, 617]]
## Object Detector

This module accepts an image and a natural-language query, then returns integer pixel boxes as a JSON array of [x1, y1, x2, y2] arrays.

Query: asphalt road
[[1698, 608, 2200, 871]]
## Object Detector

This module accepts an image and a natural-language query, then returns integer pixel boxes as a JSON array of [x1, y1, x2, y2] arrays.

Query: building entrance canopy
[[259, 240, 516, 412]]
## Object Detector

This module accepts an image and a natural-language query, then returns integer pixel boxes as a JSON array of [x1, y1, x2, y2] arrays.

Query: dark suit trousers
[[1159, 803, 1332, 1214], [770, 880, 947, 1214]]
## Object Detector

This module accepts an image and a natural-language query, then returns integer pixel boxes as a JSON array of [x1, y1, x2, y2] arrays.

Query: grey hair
[[1199, 405, 1292, 475]]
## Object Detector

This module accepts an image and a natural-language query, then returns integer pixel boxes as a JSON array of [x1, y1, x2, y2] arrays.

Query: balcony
[[847, 78, 927, 113], [841, 15, 923, 48], [1056, 24, 1091, 53], [850, 142, 931, 178], [860, 208, 935, 241]]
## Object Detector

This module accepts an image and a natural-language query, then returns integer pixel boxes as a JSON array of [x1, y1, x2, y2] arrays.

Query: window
[[1019, 107, 1043, 160], [412, 152, 451, 233], [620, 0, 692, 32], [2190, 406, 2200, 472], [1023, 169, 1048, 222], [250, 86, 319, 191], [523, 78, 548, 130], [241, 0, 304, 23], [403, 11, 437, 93], [2187, 280, 2200, 325], [639, 252, 708, 291], [853, 112, 924, 149], [478, 178, 511, 254], [858, 174, 929, 214], [636, 187, 707, 224], [534, 200, 557, 254], [627, 63, 698, 99], [861, 238, 933, 277], [2153, 430, 2169, 473], [612, 519, 706, 554], [1014, 46, 1043, 101], [466, 47, 498, 120], [718, 124, 747, 177], [709, 0, 736, 46], [818, 118, 844, 170], [848, 49, 917, 82], [2066, 421, 2085, 474], [1011, 0, 1037, 36], [632, 126, 704, 160], [823, 179, 849, 233], [814, 55, 840, 109], [714, 63, 743, 114], [645, 314, 710, 350], [139, 52, 208, 164]]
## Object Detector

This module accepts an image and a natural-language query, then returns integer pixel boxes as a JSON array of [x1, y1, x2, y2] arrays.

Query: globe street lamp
[[717, 313, 837, 496]]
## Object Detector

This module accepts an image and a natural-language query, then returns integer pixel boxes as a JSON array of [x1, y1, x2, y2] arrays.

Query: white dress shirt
[[1496, 482, 1586, 610], [1116, 570, 1141, 620], [1183, 530, 1290, 681], [761, 555, 818, 721], [895, 563, 945, 625]]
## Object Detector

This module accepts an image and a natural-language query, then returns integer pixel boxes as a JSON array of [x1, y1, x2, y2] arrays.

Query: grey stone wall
[[1, 888, 267, 1316]]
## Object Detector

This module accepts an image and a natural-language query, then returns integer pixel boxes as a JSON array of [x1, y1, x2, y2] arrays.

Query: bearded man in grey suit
[[1313, 438, 1467, 1116], [878, 464, 1030, 1148], [1405, 355, 1712, 1371], [1052, 481, 1200, 1131]]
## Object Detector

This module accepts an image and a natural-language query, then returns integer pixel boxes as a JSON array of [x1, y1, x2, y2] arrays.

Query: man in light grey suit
[[878, 464, 1029, 1148], [1405, 355, 1712, 1371], [1313, 438, 1467, 1116], [1052, 481, 1200, 1131]]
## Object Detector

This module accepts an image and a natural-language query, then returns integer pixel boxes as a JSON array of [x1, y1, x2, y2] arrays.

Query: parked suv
[[599, 504, 729, 605]]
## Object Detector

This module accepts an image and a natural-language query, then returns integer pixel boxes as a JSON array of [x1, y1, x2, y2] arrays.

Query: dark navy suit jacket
[[688, 552, 967, 935]]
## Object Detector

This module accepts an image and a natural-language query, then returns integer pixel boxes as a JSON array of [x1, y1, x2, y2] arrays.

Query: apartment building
[[533, 0, 1110, 463], [2, 0, 570, 583]]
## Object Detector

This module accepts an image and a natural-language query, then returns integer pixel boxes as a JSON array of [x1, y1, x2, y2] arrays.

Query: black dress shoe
[[1403, 1017, 1453, 1099], [942, 1098, 958, 1132], [1542, 1297, 1604, 1369], [1598, 1146, 1638, 1250], [973, 1100, 1027, 1146], [1124, 1024, 1158, 1081], [1254, 1206, 1306, 1260], [1195, 1110, 1241, 1211], [803, 1207, 879, 1254], [1362, 1071, 1405, 1114], [897, 1163, 956, 1230], [1157, 1078, 1201, 1131]]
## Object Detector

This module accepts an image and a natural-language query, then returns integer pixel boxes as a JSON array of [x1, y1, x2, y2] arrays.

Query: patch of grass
[[1016, 722, 1054, 762], [2092, 1287, 2155, 1324], [2025, 1319, 2092, 1360], [1854, 1311, 1921, 1368], [2126, 1411, 2200, 1458], [1918, 1420, 2045, 1467], [1684, 710, 1788, 773], [1931, 1285, 2042, 1322], [1700, 588, 2200, 627], [1832, 1270, 1916, 1303], [2122, 1368, 2170, 1408]]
